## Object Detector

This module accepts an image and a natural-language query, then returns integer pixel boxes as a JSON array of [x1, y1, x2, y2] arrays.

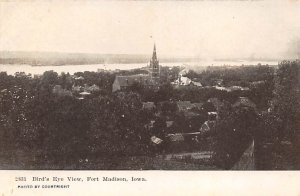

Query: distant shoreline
[[0, 51, 282, 67], [0, 61, 279, 76], [0, 60, 279, 67]]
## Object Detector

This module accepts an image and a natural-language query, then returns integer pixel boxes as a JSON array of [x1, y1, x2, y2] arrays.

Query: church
[[112, 44, 160, 92], [148, 44, 160, 78]]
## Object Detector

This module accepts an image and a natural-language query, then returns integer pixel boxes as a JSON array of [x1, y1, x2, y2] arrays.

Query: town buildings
[[172, 68, 203, 87], [112, 44, 160, 92]]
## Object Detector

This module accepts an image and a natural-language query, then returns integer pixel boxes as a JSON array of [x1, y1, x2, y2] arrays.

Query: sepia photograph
[[0, 0, 300, 173]]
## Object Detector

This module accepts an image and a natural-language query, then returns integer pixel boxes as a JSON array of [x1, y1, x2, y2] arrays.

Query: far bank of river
[[0, 60, 278, 75]]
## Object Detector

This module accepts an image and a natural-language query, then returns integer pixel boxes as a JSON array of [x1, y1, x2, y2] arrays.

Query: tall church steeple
[[149, 44, 160, 78], [152, 44, 157, 61]]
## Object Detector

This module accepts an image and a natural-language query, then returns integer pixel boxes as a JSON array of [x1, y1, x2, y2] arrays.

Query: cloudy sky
[[1, 1, 300, 60]]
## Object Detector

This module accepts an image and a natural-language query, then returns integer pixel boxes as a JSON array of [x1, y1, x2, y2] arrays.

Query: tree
[[272, 60, 300, 142], [213, 103, 258, 169], [87, 92, 150, 157]]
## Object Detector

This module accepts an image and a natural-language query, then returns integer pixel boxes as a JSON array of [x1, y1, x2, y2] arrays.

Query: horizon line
[[0, 50, 288, 61]]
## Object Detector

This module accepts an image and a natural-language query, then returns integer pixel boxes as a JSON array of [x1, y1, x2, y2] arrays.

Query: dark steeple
[[152, 44, 157, 61], [149, 43, 160, 78]]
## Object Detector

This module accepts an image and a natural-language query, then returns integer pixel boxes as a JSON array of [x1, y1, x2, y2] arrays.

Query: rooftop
[[114, 74, 157, 87]]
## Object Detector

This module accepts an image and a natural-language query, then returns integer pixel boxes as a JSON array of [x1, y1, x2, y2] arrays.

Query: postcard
[[0, 0, 300, 195]]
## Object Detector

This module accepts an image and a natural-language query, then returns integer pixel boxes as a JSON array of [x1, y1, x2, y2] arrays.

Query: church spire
[[149, 43, 160, 78], [152, 43, 157, 61]]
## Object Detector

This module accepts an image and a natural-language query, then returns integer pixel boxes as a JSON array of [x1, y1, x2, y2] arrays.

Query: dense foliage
[[0, 71, 151, 168], [0, 62, 298, 169]]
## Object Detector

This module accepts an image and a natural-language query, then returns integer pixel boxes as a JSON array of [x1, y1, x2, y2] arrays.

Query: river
[[0, 60, 278, 76]]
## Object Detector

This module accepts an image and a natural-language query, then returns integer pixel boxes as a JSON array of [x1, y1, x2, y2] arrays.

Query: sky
[[1, 1, 300, 60]]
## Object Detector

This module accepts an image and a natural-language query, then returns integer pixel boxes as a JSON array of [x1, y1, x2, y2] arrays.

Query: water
[[0, 63, 145, 76], [0, 60, 278, 76]]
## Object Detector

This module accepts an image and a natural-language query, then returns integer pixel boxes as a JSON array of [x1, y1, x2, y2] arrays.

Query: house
[[199, 120, 216, 134], [214, 85, 249, 92], [163, 130, 217, 155], [142, 102, 156, 110], [233, 97, 256, 108], [228, 86, 250, 91], [172, 75, 202, 87], [191, 81, 202, 87], [79, 91, 91, 96], [75, 76, 84, 80], [172, 67, 202, 87], [214, 86, 231, 92], [176, 101, 204, 118], [165, 132, 206, 153], [176, 101, 203, 111], [151, 136, 163, 145], [85, 84, 100, 92], [52, 85, 72, 97], [112, 75, 157, 92], [73, 84, 100, 93], [166, 132, 205, 142], [167, 133, 185, 142], [176, 101, 194, 111], [178, 76, 192, 85], [76, 91, 91, 100]]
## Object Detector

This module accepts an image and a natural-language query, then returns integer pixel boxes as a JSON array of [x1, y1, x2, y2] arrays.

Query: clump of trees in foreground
[[212, 61, 300, 169], [0, 71, 153, 168]]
